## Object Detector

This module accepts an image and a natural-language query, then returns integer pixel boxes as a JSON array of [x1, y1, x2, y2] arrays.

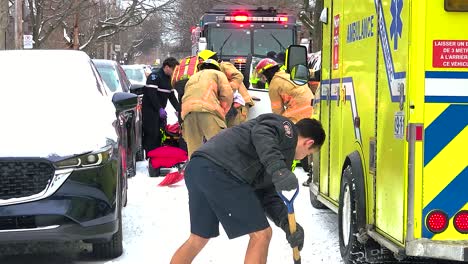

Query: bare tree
[[77, 0, 175, 50], [25, 0, 174, 49], [0, 0, 8, 49]]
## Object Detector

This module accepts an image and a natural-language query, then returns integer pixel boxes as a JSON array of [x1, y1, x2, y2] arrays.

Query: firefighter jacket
[[220, 62, 254, 107], [181, 69, 233, 121], [146, 68, 180, 112], [268, 71, 313, 123]]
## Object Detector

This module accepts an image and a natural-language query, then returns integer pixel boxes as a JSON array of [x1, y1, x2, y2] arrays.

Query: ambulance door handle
[[398, 83, 405, 111]]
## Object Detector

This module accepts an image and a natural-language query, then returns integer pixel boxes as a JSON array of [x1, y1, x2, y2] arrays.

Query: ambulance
[[309, 0, 468, 262]]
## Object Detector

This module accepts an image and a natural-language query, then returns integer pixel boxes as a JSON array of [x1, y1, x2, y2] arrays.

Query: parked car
[[94, 59, 144, 162], [122, 64, 147, 86], [0, 50, 138, 259]]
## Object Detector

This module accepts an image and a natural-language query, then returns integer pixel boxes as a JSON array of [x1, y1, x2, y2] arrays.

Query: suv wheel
[[136, 147, 145, 161], [92, 202, 123, 259]]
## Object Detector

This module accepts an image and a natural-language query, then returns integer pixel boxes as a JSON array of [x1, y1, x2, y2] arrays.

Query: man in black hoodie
[[170, 114, 326, 264]]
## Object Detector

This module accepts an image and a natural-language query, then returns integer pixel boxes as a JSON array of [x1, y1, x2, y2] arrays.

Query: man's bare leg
[[244, 227, 272, 264], [170, 233, 210, 264]]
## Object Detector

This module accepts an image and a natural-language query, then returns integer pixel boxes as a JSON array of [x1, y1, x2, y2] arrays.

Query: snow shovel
[[278, 188, 301, 264], [158, 163, 187, 187]]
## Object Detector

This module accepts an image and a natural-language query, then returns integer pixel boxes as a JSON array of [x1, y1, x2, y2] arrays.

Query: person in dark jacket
[[142, 57, 180, 155], [170, 114, 326, 264]]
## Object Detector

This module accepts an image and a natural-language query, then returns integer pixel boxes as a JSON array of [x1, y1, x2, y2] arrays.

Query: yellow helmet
[[198, 59, 221, 71], [198, 50, 217, 61]]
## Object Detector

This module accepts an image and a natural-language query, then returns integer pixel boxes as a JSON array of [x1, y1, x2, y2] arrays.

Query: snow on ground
[[0, 161, 343, 264], [103, 162, 343, 264]]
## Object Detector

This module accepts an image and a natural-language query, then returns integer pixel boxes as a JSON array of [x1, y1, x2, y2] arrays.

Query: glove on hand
[[281, 221, 305, 251], [159, 108, 167, 119], [272, 168, 299, 191]]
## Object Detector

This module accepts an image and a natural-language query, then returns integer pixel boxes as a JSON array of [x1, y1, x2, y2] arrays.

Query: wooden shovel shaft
[[288, 213, 301, 263]]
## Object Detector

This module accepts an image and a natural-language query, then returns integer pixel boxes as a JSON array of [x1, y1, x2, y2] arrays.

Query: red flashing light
[[454, 211, 468, 233], [426, 210, 449, 234], [279, 16, 288, 22], [233, 57, 247, 64], [234, 15, 248, 22], [190, 26, 196, 33]]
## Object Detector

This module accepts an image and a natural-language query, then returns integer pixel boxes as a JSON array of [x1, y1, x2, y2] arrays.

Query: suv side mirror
[[112, 92, 138, 112], [290, 65, 310, 86], [285, 45, 308, 74]]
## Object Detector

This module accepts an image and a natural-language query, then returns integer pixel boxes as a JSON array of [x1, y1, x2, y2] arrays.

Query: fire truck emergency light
[[234, 15, 248, 22], [220, 16, 289, 23]]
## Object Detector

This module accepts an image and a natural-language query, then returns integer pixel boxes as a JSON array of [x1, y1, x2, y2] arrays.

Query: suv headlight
[[54, 145, 113, 169]]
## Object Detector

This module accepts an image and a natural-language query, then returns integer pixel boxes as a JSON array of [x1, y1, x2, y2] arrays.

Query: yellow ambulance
[[309, 0, 468, 262]]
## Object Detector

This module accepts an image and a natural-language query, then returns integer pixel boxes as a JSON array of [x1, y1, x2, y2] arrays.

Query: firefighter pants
[[182, 112, 226, 157], [226, 105, 249, 128]]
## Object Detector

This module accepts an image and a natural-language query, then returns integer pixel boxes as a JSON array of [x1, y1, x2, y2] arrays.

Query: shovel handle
[[279, 189, 301, 264], [288, 212, 301, 263]]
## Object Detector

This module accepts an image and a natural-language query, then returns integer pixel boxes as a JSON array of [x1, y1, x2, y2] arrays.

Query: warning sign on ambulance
[[433, 40, 468, 68]]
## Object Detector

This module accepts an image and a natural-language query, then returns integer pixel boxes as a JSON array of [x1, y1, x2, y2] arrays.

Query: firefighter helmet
[[198, 50, 217, 61], [198, 59, 221, 71], [255, 58, 278, 75]]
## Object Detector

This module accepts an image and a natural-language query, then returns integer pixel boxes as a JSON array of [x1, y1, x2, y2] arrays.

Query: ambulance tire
[[338, 166, 367, 264]]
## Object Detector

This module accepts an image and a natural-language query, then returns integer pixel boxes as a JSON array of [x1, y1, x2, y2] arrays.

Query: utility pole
[[14, 0, 23, 49], [0, 0, 8, 50], [73, 0, 80, 50]]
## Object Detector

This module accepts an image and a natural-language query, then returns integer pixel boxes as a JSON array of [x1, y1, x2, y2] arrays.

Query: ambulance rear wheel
[[338, 166, 366, 264]]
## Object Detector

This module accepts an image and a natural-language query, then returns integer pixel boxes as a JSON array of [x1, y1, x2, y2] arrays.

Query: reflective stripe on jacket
[[181, 69, 233, 121]]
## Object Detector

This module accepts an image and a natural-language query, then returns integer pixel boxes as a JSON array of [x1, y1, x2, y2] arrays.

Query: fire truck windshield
[[253, 29, 294, 56], [209, 28, 251, 56]]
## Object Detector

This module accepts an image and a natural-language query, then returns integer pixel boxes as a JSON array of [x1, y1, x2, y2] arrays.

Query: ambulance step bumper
[[406, 239, 468, 262]]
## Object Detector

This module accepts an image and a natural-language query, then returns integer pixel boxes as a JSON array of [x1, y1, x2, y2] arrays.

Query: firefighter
[[170, 114, 326, 264], [142, 57, 180, 156], [254, 58, 313, 124], [181, 59, 233, 157], [198, 50, 254, 127]]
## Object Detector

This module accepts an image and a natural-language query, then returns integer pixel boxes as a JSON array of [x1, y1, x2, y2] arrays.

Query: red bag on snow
[[147, 146, 187, 169]]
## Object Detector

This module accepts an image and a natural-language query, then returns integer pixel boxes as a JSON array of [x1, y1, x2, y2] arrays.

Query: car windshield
[[253, 29, 294, 56], [95, 65, 122, 93], [209, 28, 251, 56], [123, 68, 146, 83]]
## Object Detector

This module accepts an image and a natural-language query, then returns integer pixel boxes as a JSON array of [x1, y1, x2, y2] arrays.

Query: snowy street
[[0, 161, 343, 264]]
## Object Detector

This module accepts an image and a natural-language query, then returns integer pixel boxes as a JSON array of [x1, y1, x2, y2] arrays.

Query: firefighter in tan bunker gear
[[181, 59, 234, 157], [198, 50, 254, 127], [255, 58, 313, 124]]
